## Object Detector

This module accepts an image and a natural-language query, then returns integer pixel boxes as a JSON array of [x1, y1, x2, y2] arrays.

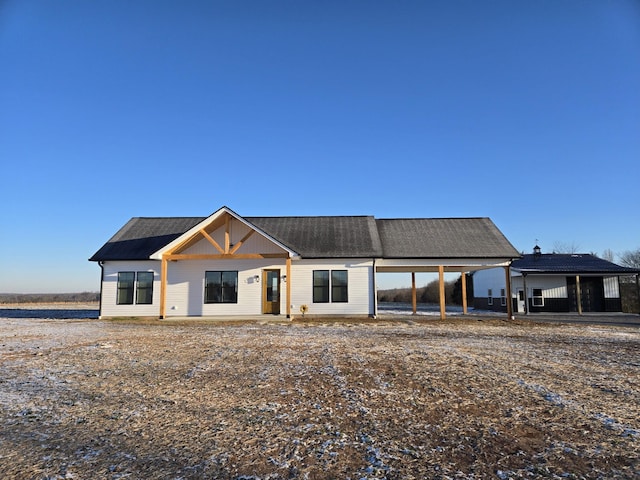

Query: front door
[[262, 269, 280, 314]]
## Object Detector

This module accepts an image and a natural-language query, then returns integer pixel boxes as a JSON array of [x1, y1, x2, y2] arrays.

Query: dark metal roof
[[247, 216, 383, 258], [90, 213, 520, 261], [376, 217, 520, 258], [89, 217, 204, 261], [512, 253, 640, 275]]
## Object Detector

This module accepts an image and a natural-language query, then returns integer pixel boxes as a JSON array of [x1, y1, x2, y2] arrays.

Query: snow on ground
[[1, 309, 639, 479]]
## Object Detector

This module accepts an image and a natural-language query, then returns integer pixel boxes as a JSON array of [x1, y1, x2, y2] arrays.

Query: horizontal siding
[[166, 258, 286, 316], [100, 261, 161, 317], [290, 259, 373, 316]]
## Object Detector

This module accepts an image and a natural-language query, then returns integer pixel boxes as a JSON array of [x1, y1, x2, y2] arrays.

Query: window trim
[[117, 272, 135, 305], [532, 288, 544, 307], [313, 270, 330, 303], [135, 271, 154, 305], [204, 271, 238, 304], [313, 269, 348, 303]]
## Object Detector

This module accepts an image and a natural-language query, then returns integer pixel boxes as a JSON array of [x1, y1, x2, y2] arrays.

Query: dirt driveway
[[1, 314, 638, 479]]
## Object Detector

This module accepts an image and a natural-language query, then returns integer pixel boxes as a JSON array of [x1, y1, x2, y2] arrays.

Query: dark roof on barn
[[376, 218, 520, 258], [512, 253, 640, 275], [89, 212, 520, 261]]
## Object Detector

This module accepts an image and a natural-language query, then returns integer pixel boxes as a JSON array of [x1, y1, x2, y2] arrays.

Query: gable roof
[[90, 209, 520, 262], [376, 218, 520, 258], [512, 253, 640, 275], [89, 217, 204, 261]]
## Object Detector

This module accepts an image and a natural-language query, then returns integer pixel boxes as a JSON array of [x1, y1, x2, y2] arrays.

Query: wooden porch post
[[439, 265, 446, 320], [160, 256, 168, 319], [411, 272, 417, 315], [461, 271, 468, 314], [504, 265, 513, 319], [286, 256, 291, 318], [576, 275, 583, 315]]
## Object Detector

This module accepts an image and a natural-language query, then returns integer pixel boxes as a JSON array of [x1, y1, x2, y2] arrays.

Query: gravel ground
[[1, 310, 638, 479]]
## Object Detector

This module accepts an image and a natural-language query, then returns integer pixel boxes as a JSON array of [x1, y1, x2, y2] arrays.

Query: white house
[[473, 246, 640, 314], [90, 206, 520, 319]]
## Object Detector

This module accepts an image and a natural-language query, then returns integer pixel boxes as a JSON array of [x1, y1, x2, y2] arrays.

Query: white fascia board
[[376, 258, 513, 272], [149, 206, 299, 260]]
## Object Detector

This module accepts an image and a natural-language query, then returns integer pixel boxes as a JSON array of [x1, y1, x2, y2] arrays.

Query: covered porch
[[375, 259, 514, 320]]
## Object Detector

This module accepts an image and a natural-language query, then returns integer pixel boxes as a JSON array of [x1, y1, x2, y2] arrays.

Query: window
[[117, 272, 135, 305], [331, 270, 348, 303], [313, 270, 330, 303], [136, 272, 154, 305], [117, 272, 154, 305], [532, 288, 544, 307], [500, 288, 506, 306], [205, 271, 238, 304], [313, 270, 348, 303], [487, 288, 493, 306]]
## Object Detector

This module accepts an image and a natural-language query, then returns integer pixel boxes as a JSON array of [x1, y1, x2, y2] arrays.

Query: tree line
[[377, 275, 473, 305], [0, 292, 100, 304]]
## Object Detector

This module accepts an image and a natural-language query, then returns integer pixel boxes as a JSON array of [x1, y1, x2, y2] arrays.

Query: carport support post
[[504, 265, 513, 319], [411, 272, 417, 315], [286, 256, 291, 318], [439, 265, 446, 320], [576, 275, 583, 315], [461, 271, 468, 314]]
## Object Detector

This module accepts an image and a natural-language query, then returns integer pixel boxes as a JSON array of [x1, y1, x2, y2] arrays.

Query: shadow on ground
[[0, 308, 99, 319]]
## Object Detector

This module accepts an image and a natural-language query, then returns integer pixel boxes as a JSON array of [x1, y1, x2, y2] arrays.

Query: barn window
[[500, 288, 506, 306], [313, 270, 348, 303], [205, 271, 238, 303], [532, 288, 544, 307], [487, 288, 493, 306], [136, 272, 154, 305], [117, 272, 135, 305]]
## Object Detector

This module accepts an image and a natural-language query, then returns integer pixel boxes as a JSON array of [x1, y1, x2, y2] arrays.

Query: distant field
[[1, 316, 638, 478]]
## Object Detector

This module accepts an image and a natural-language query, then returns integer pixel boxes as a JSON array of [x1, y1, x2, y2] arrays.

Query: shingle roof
[[247, 216, 383, 258], [89, 217, 204, 261], [512, 254, 640, 274], [90, 212, 520, 261], [376, 218, 520, 258]]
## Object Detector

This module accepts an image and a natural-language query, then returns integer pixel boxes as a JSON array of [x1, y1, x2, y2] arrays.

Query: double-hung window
[[487, 288, 493, 306], [205, 271, 238, 304], [117, 271, 154, 305], [313, 270, 348, 303], [500, 288, 506, 306]]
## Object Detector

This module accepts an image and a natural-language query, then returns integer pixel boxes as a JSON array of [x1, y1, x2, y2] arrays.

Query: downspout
[[98, 261, 105, 319]]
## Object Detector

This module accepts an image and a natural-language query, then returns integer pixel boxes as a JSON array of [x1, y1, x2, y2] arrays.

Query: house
[[473, 245, 640, 314], [89, 206, 520, 319]]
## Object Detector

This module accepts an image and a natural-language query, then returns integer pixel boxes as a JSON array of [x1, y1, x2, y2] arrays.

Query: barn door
[[262, 269, 281, 314]]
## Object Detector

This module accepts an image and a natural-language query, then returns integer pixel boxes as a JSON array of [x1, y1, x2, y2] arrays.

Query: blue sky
[[1, 1, 639, 293]]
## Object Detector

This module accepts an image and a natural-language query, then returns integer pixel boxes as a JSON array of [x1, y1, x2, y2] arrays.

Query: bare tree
[[619, 248, 640, 268], [552, 241, 581, 254], [601, 249, 615, 262]]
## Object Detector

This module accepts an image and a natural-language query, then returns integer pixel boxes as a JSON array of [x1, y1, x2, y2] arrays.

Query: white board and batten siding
[[100, 261, 162, 318]]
